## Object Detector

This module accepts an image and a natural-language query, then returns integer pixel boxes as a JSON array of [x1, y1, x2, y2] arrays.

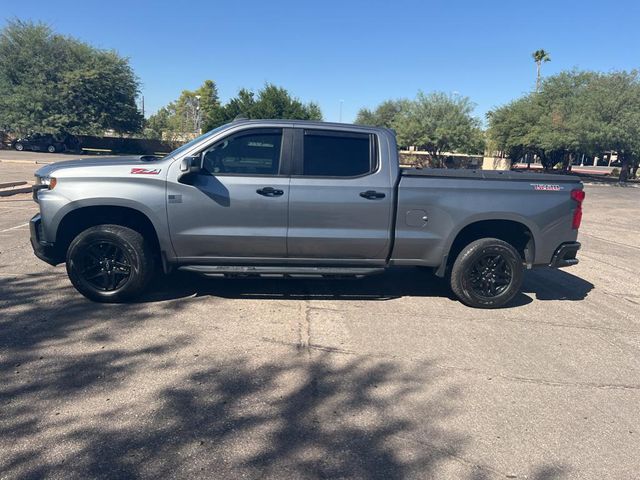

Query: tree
[[146, 80, 225, 140], [391, 92, 484, 166], [486, 96, 540, 167], [488, 70, 640, 181], [219, 83, 322, 124], [250, 84, 322, 121], [144, 105, 173, 139], [0, 20, 142, 135], [577, 71, 640, 181], [149, 82, 323, 139], [196, 80, 225, 132], [355, 99, 408, 128], [221, 88, 256, 122], [532, 49, 551, 92]]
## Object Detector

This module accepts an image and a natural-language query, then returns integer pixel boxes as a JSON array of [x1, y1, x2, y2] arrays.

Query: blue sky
[[3, 0, 639, 123]]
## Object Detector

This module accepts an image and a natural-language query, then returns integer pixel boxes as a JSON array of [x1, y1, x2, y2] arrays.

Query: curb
[[0, 159, 52, 165], [0, 186, 32, 197], [0, 181, 27, 189]]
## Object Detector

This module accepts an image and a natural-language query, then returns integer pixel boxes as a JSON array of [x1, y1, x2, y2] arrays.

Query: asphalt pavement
[[0, 152, 638, 479]]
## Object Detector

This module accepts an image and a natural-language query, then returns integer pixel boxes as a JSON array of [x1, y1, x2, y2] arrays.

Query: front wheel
[[66, 224, 155, 302], [14, 143, 24, 151], [450, 238, 524, 308], [47, 144, 56, 153]]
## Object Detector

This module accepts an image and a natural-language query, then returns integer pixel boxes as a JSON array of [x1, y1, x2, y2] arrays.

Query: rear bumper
[[29, 214, 61, 266], [549, 242, 581, 268]]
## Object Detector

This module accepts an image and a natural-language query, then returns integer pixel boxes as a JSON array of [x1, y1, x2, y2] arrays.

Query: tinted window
[[303, 130, 372, 177], [202, 129, 282, 175]]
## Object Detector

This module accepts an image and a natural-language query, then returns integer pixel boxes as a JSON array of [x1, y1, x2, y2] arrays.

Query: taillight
[[571, 189, 585, 229]]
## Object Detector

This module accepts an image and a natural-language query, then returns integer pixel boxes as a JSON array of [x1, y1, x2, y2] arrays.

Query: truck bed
[[401, 167, 582, 183], [393, 168, 582, 269]]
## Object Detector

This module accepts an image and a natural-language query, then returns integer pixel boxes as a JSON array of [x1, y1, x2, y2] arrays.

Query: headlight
[[35, 175, 57, 190]]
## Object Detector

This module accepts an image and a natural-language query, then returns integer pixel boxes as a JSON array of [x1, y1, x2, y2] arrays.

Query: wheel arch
[[436, 217, 536, 277], [53, 204, 168, 269]]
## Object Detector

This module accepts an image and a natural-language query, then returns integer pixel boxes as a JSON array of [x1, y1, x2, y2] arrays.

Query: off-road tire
[[66, 224, 155, 302], [450, 238, 523, 309]]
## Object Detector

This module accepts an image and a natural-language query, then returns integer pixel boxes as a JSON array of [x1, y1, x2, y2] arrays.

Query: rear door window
[[302, 130, 373, 177]]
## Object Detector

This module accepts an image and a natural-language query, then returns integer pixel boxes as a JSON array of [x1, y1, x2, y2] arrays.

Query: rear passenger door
[[287, 128, 394, 262]]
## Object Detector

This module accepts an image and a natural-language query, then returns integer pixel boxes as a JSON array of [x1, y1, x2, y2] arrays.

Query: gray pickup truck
[[30, 119, 584, 308]]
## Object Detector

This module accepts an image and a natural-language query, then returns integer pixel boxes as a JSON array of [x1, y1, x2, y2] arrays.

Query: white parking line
[[0, 222, 29, 232]]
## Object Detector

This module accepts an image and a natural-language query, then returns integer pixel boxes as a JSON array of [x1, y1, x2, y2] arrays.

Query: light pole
[[194, 95, 201, 134], [339, 99, 344, 123]]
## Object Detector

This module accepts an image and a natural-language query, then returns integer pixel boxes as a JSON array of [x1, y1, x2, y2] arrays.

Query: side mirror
[[179, 155, 203, 174]]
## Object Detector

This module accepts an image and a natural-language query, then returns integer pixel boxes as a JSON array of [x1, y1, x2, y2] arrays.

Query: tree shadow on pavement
[[0, 271, 471, 478], [60, 354, 470, 479], [1, 271, 572, 479]]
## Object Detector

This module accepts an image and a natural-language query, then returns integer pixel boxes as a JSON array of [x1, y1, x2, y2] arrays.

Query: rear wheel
[[47, 144, 56, 153], [450, 238, 523, 308], [14, 142, 24, 151], [66, 224, 154, 302]]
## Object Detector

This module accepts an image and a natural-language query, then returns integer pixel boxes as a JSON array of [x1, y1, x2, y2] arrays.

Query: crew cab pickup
[[30, 120, 584, 308]]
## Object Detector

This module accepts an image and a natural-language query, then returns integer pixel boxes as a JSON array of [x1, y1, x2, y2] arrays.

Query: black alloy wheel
[[79, 240, 133, 291], [66, 224, 155, 302], [450, 238, 524, 308], [464, 253, 513, 298]]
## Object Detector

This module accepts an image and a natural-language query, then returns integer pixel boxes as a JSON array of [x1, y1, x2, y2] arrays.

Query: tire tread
[[66, 224, 154, 302], [450, 238, 523, 309]]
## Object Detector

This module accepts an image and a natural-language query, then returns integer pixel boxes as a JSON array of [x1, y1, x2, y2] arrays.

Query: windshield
[[161, 124, 230, 160]]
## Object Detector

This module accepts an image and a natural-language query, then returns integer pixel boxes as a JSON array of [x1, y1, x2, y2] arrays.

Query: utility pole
[[339, 99, 344, 123], [141, 95, 145, 118]]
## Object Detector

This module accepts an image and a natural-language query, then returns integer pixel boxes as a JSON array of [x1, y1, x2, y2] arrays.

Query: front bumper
[[29, 214, 61, 266], [549, 242, 581, 268]]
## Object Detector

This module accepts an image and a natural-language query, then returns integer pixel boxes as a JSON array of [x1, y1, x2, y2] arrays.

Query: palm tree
[[532, 49, 551, 92]]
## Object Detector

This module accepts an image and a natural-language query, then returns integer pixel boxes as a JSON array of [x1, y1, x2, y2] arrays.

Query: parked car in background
[[12, 133, 66, 153]]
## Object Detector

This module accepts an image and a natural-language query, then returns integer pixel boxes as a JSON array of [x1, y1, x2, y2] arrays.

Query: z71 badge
[[131, 168, 161, 175], [531, 183, 563, 191]]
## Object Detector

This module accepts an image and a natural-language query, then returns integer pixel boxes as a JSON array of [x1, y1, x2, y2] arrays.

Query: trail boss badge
[[530, 183, 563, 191]]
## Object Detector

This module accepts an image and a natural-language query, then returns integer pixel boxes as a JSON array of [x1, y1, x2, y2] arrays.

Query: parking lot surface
[[1, 156, 639, 479]]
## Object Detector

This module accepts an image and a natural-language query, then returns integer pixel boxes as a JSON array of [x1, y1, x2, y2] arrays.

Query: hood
[[35, 155, 160, 177]]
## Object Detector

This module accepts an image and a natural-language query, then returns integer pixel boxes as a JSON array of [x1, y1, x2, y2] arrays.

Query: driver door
[[166, 127, 291, 260]]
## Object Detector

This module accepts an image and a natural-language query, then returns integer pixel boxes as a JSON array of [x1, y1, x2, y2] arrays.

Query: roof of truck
[[229, 118, 390, 132]]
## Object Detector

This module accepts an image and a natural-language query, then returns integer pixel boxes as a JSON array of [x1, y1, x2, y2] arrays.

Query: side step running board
[[178, 265, 385, 278]]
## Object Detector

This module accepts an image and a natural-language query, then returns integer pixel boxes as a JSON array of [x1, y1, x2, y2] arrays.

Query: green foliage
[[197, 80, 224, 133], [355, 99, 409, 128], [221, 88, 256, 123], [391, 92, 485, 161], [488, 70, 640, 179], [245, 84, 322, 121], [145, 80, 224, 140], [0, 20, 142, 135], [532, 49, 551, 67], [147, 82, 322, 139]]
